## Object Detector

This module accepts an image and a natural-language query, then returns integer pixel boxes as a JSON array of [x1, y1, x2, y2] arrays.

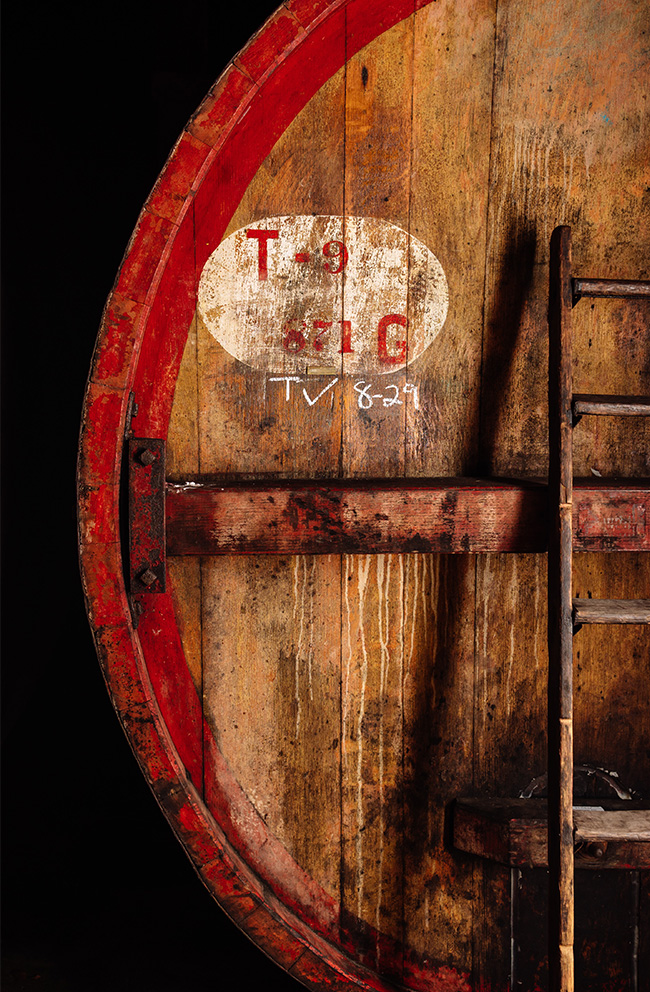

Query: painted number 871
[[282, 316, 408, 365]]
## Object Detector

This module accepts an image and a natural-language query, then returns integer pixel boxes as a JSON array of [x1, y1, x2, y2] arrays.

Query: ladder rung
[[573, 393, 650, 417], [573, 277, 650, 301], [573, 598, 650, 625], [574, 809, 650, 844]]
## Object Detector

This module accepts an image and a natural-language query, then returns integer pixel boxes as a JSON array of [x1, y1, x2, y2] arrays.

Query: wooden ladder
[[547, 226, 650, 992]]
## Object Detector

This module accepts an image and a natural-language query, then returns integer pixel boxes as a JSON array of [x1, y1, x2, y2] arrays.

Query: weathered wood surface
[[575, 809, 650, 844], [573, 597, 650, 625], [573, 278, 650, 301], [79, 0, 650, 989], [166, 1, 650, 985], [166, 479, 650, 555], [573, 394, 650, 417], [548, 225, 575, 992], [454, 799, 650, 869]]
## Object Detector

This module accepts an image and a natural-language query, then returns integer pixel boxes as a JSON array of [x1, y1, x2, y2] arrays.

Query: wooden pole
[[548, 225, 574, 992]]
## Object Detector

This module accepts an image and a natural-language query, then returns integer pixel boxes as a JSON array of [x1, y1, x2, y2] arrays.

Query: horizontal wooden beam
[[165, 479, 650, 556], [453, 798, 650, 869]]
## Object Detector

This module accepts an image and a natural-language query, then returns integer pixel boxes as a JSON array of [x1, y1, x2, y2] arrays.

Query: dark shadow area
[[513, 868, 639, 991], [2, 2, 300, 989], [478, 221, 537, 477]]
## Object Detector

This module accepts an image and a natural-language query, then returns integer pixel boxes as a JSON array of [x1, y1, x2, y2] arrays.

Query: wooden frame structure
[[547, 226, 650, 991]]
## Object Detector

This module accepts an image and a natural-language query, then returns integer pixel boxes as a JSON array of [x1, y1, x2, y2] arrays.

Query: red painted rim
[[77, 2, 472, 988]]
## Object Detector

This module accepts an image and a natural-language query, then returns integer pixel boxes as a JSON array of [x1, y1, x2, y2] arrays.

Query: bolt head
[[139, 568, 158, 587], [138, 448, 156, 466]]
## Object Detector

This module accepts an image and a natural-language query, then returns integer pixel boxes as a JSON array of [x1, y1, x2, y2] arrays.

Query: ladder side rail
[[548, 225, 575, 992]]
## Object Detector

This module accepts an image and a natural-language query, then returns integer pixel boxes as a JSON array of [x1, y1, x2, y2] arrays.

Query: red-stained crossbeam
[[165, 479, 650, 556]]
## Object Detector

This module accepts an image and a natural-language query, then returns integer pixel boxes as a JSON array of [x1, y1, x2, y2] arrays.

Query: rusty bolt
[[584, 842, 606, 859], [139, 568, 158, 587], [138, 448, 156, 466]]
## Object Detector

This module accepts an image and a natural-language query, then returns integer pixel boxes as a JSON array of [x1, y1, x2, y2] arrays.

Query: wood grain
[[167, 314, 199, 481], [196, 61, 346, 482], [454, 799, 650, 869], [573, 278, 650, 301], [575, 809, 650, 844], [474, 553, 549, 794], [166, 479, 547, 555], [573, 597, 650, 624], [573, 552, 650, 792], [337, 19, 413, 981], [340, 553, 404, 978], [476, 5, 650, 985], [406, 0, 494, 480], [480, 0, 650, 481], [548, 224, 575, 992], [166, 479, 650, 555], [472, 552, 548, 985], [201, 553, 342, 903], [641, 873, 650, 992], [402, 555, 476, 982], [341, 15, 413, 481], [156, 1, 650, 987], [573, 394, 650, 418], [166, 558, 203, 694]]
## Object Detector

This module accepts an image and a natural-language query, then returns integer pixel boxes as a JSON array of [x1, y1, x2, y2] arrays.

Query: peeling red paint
[[90, 293, 143, 388]]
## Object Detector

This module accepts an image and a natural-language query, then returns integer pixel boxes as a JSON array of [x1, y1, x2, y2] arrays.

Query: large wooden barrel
[[78, 1, 650, 988]]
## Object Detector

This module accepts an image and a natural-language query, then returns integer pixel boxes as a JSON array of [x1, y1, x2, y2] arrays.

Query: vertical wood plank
[[474, 554, 549, 792], [472, 861, 512, 990], [340, 553, 404, 978], [404, 2, 495, 987], [341, 14, 414, 480], [407, 0, 495, 479], [402, 555, 476, 986], [401, 5, 497, 978], [167, 558, 203, 696], [201, 553, 342, 901], [338, 19, 415, 982], [473, 553, 548, 986], [167, 314, 200, 481], [640, 872, 650, 992]]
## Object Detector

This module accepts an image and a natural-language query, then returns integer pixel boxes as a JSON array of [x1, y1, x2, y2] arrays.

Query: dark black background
[[2, 2, 304, 988]]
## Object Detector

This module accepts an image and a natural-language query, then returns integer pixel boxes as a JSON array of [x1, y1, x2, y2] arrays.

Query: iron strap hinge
[[128, 439, 166, 603]]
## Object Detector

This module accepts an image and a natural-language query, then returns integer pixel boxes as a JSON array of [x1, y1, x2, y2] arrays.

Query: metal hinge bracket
[[128, 439, 166, 622]]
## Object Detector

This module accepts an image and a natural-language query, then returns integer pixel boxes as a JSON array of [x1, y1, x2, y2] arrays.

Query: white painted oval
[[198, 215, 449, 375]]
